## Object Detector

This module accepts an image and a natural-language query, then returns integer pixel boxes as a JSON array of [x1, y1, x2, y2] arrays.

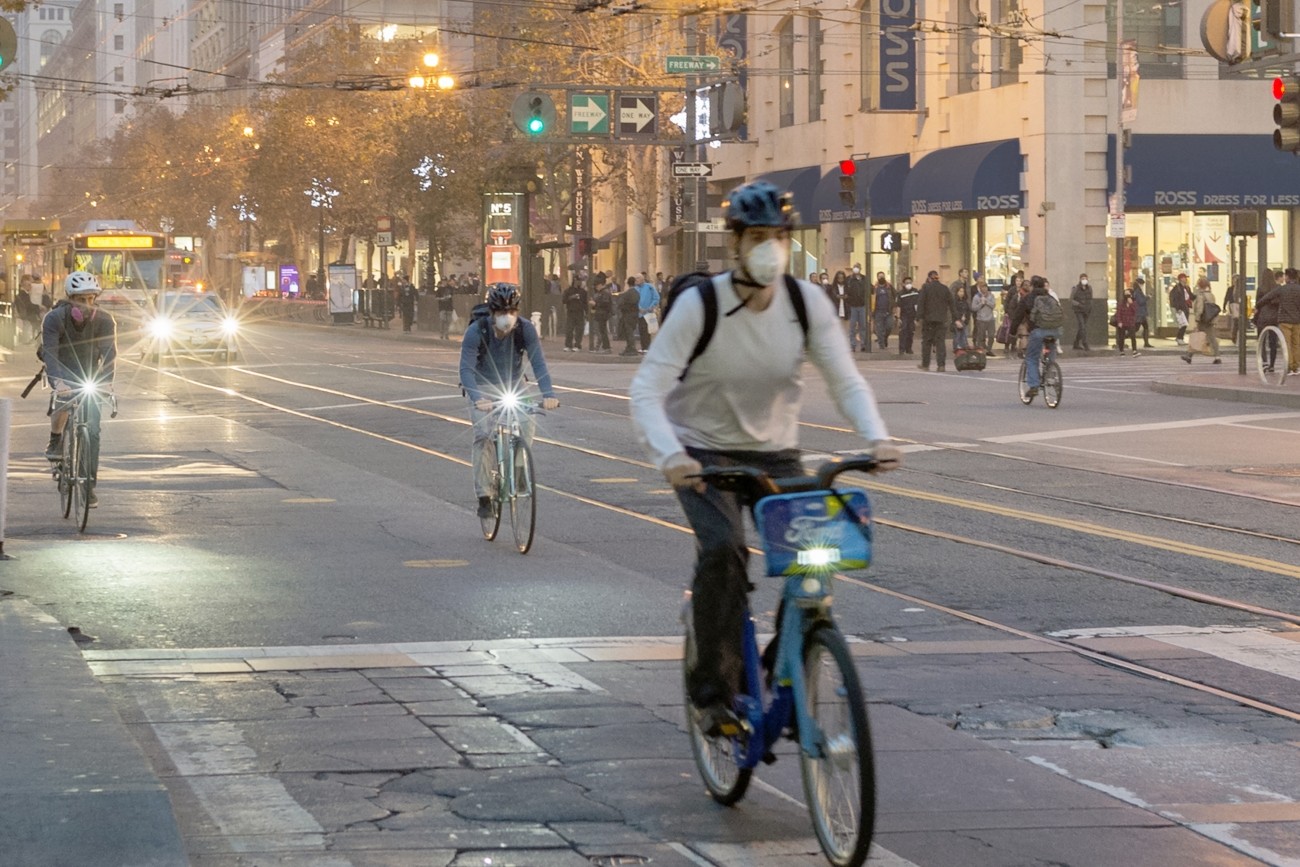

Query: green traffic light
[[527, 117, 545, 134]]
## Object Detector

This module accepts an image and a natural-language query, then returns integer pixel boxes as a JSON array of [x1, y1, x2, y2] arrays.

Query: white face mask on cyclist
[[494, 313, 517, 332], [741, 239, 788, 286]]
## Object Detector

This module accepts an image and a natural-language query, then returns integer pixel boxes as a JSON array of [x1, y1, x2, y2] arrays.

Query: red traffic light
[[1276, 77, 1288, 100], [838, 159, 857, 176]]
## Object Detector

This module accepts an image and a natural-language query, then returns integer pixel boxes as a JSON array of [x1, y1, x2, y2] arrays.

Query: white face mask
[[1081, 279, 1088, 286], [852, 267, 861, 274], [741, 239, 788, 286], [903, 282, 912, 289], [494, 313, 517, 332]]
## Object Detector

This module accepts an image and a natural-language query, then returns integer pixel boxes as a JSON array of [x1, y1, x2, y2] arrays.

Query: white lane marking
[[299, 394, 462, 411], [1051, 626, 1300, 683], [984, 412, 1300, 444], [1009, 440, 1188, 466]]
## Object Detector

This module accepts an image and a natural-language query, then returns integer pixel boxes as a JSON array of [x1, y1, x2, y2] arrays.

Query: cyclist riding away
[[1011, 275, 1061, 399], [628, 181, 901, 737], [42, 270, 117, 507], [460, 282, 560, 519]]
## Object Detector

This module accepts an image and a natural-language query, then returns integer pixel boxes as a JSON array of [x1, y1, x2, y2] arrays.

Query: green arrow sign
[[569, 93, 610, 135], [666, 55, 721, 74]]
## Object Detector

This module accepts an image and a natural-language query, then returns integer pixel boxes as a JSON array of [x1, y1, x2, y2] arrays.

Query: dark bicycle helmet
[[722, 181, 797, 233], [485, 282, 521, 311]]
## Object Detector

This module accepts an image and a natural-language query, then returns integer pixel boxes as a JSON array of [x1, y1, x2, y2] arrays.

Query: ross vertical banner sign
[[879, 0, 918, 111]]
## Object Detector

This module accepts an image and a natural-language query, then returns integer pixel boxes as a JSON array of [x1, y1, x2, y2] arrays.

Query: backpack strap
[[783, 274, 810, 346], [677, 278, 719, 382]]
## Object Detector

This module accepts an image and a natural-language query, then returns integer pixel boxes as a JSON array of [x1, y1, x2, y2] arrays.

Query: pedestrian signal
[[0, 19, 16, 74], [1274, 77, 1300, 153], [879, 231, 903, 252], [838, 159, 857, 207], [511, 92, 555, 137]]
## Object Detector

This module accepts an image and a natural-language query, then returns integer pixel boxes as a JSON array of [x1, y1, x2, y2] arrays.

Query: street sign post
[[666, 55, 721, 74], [569, 93, 610, 135], [696, 218, 728, 233], [617, 95, 657, 135], [672, 162, 713, 178]]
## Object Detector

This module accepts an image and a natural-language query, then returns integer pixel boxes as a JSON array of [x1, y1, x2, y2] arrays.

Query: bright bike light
[[80, 380, 98, 396], [221, 316, 240, 336], [499, 391, 521, 411], [148, 317, 174, 340], [796, 547, 840, 568]]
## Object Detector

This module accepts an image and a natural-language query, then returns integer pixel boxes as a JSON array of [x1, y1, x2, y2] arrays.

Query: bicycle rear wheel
[[1257, 325, 1289, 386], [479, 450, 502, 541], [683, 624, 752, 806], [799, 626, 874, 867], [58, 427, 74, 519], [509, 439, 536, 554], [72, 424, 91, 532], [1042, 361, 1063, 408], [1017, 360, 1034, 404]]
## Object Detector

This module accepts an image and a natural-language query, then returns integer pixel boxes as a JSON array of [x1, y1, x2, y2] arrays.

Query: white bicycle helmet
[[65, 271, 101, 297]]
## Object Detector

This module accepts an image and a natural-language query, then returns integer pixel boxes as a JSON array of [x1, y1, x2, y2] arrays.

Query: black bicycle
[[1017, 335, 1062, 408], [51, 382, 116, 532]]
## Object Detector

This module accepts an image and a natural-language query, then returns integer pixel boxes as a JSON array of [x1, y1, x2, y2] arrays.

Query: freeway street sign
[[618, 95, 657, 135], [666, 55, 721, 74], [672, 162, 713, 178], [569, 93, 609, 135]]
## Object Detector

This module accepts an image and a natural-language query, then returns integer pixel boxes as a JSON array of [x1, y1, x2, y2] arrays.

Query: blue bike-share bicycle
[[683, 454, 879, 867]]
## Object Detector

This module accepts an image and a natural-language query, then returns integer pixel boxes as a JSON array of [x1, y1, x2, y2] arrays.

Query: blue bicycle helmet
[[485, 282, 521, 311], [722, 181, 797, 233]]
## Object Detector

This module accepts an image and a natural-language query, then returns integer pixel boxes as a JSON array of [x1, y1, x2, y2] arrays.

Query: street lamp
[[305, 178, 339, 294]]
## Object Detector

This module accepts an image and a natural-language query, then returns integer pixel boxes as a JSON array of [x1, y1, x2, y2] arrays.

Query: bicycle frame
[[492, 415, 523, 501]]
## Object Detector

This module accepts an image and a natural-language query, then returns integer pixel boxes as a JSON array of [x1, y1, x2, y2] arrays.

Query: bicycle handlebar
[[693, 453, 887, 500]]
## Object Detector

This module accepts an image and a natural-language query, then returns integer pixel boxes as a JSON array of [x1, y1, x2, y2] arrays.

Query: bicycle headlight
[[499, 391, 521, 411], [796, 547, 840, 568], [148, 317, 174, 340], [80, 380, 98, 396], [221, 316, 240, 336]]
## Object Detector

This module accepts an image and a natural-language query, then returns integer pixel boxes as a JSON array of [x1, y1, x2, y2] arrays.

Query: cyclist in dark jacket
[[42, 271, 117, 507]]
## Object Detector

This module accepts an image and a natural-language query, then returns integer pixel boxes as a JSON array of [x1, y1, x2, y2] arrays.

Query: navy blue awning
[[754, 165, 820, 227], [902, 139, 1023, 214], [1110, 134, 1300, 209], [810, 155, 911, 223]]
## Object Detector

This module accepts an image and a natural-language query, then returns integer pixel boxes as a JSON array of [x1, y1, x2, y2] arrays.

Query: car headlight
[[221, 316, 239, 336], [148, 317, 174, 339]]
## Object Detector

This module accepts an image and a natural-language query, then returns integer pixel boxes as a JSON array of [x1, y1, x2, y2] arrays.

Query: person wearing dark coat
[[1131, 276, 1152, 348], [917, 270, 956, 371], [1069, 273, 1092, 351], [563, 273, 589, 351], [896, 277, 919, 355]]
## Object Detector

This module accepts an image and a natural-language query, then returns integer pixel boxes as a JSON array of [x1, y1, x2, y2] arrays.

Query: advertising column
[[483, 193, 528, 308]]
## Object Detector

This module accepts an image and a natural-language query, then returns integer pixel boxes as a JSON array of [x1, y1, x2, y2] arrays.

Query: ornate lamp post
[[305, 177, 339, 293]]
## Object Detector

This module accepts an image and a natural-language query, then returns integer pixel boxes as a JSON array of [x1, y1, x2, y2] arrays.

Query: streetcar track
[[142, 361, 1300, 721]]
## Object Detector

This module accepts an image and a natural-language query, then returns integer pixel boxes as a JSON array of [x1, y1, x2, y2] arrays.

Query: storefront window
[[865, 222, 910, 287], [791, 227, 820, 279], [979, 214, 1023, 292]]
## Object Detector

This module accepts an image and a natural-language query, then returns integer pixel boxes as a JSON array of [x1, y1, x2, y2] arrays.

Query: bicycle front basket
[[753, 489, 872, 577]]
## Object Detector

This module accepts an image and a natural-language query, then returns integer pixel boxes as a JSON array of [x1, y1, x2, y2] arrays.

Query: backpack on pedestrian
[[1030, 294, 1064, 329], [662, 272, 810, 381], [1198, 300, 1221, 326]]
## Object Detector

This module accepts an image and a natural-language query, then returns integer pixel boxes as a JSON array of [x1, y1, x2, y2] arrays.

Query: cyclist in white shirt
[[629, 181, 900, 735]]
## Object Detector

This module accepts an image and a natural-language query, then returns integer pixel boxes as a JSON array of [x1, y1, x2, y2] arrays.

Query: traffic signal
[[1274, 77, 1300, 153], [879, 231, 903, 253], [838, 159, 857, 207], [0, 18, 16, 73], [511, 92, 555, 137]]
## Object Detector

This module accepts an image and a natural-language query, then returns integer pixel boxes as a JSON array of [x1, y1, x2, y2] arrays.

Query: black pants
[[920, 320, 946, 368], [1262, 327, 1280, 368], [1136, 317, 1151, 346], [1116, 325, 1137, 351], [1073, 312, 1089, 349], [592, 315, 610, 350], [898, 313, 916, 353], [565, 311, 585, 349], [678, 447, 804, 709]]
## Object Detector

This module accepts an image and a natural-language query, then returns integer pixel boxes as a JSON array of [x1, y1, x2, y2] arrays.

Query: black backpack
[[1199, 300, 1221, 326], [662, 272, 810, 381], [1030, 294, 1064, 329], [469, 303, 528, 360]]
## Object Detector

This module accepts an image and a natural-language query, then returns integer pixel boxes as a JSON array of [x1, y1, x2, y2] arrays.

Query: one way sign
[[618, 95, 657, 135]]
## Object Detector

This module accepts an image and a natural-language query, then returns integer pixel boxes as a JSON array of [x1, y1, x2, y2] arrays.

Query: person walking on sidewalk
[[846, 265, 868, 351], [1131, 275, 1153, 348], [872, 272, 896, 350], [1181, 277, 1222, 365], [1113, 287, 1139, 356], [1069, 273, 1092, 351], [918, 269, 955, 371], [1169, 272, 1193, 345], [563, 271, 588, 352], [1256, 267, 1300, 375], [896, 277, 919, 355]]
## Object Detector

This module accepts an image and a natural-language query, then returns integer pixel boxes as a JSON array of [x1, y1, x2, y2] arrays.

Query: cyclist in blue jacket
[[460, 283, 559, 518], [42, 271, 117, 507]]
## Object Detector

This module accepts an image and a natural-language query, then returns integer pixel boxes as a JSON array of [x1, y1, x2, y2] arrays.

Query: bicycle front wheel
[[1042, 361, 1063, 409], [72, 424, 92, 532], [1017, 360, 1034, 404], [58, 428, 75, 519], [799, 626, 874, 867], [683, 624, 751, 806], [1257, 325, 1289, 386], [508, 438, 536, 554]]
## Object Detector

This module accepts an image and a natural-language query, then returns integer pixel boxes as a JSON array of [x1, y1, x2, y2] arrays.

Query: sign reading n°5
[[569, 93, 610, 136]]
